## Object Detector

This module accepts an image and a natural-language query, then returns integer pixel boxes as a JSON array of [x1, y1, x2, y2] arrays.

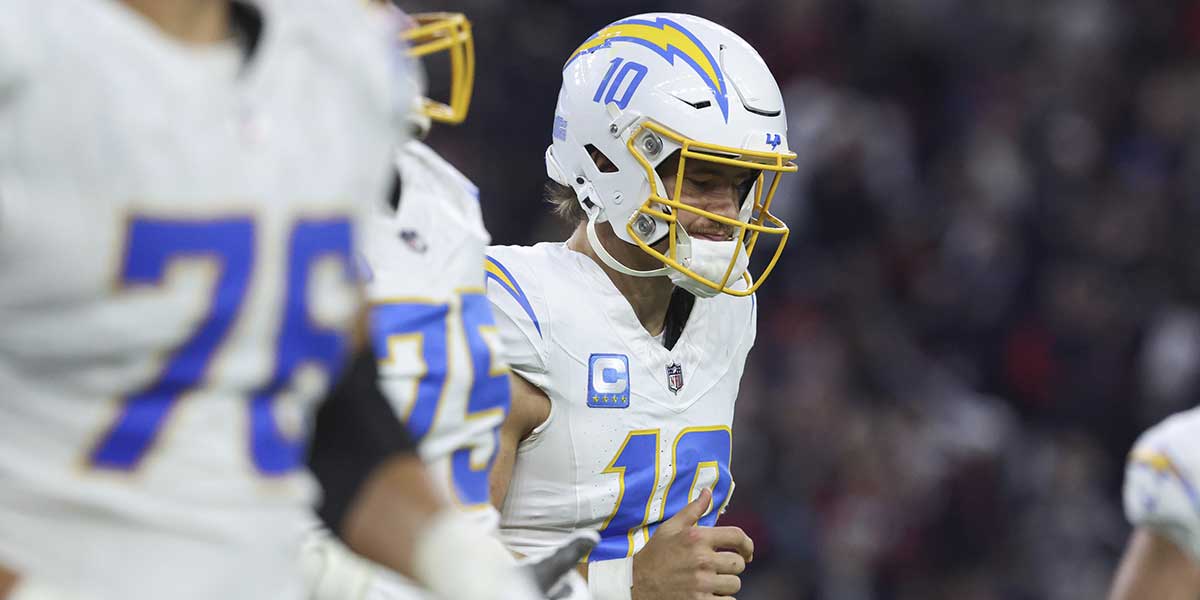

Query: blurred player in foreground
[[1108, 407, 1200, 599], [486, 13, 797, 600], [0, 1, 566, 599], [301, 9, 594, 600]]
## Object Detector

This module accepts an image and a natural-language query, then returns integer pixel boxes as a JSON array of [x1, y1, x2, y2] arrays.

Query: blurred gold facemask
[[625, 121, 797, 297], [403, 13, 475, 125]]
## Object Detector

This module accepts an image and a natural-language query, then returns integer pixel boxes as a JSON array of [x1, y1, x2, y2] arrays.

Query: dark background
[[408, 1, 1200, 598]]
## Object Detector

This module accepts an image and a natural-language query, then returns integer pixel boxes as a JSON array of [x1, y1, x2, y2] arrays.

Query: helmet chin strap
[[585, 215, 670, 278]]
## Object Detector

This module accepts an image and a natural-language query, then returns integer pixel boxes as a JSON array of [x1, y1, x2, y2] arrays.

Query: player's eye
[[684, 174, 719, 191]]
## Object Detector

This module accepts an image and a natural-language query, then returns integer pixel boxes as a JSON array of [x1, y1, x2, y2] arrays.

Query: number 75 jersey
[[363, 140, 509, 531], [484, 242, 756, 561]]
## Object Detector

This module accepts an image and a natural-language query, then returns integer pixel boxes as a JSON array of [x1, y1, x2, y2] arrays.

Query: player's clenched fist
[[631, 489, 754, 599]]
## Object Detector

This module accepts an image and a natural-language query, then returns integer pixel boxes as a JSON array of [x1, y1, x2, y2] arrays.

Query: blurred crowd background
[[404, 0, 1200, 598]]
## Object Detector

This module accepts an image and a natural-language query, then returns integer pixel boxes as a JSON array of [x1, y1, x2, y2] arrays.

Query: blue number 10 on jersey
[[88, 216, 354, 475], [592, 426, 734, 561]]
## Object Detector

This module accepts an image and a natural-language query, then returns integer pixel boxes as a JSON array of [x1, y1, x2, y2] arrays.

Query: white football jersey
[[361, 140, 509, 599], [485, 242, 756, 561], [0, 1, 405, 599], [1124, 406, 1200, 563], [365, 139, 505, 522], [360, 138, 501, 523]]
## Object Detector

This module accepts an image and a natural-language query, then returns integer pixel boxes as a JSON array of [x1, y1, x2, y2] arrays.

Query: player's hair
[[545, 180, 588, 224], [545, 150, 687, 225]]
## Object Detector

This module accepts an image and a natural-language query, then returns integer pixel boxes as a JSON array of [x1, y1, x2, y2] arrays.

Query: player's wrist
[[587, 557, 634, 600]]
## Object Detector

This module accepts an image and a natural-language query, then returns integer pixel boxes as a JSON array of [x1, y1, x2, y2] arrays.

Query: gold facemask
[[625, 121, 797, 297], [403, 13, 475, 125]]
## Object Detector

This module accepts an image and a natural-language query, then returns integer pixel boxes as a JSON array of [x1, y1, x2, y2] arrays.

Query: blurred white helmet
[[546, 13, 797, 297]]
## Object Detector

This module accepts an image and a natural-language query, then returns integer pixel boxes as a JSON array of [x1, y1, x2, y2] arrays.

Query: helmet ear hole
[[585, 144, 620, 173]]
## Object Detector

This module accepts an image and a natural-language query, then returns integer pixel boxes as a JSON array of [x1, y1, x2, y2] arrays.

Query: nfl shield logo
[[666, 362, 684, 394]]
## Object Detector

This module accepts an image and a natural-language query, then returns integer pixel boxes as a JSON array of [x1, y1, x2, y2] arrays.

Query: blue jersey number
[[89, 217, 353, 475], [370, 291, 510, 507], [592, 426, 733, 561], [370, 302, 450, 441], [593, 58, 649, 110]]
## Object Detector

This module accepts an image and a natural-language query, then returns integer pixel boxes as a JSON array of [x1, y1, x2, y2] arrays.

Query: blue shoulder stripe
[[484, 256, 542, 337]]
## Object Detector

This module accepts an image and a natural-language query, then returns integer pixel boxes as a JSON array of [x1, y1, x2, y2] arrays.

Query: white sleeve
[[1123, 410, 1200, 564], [484, 253, 551, 390]]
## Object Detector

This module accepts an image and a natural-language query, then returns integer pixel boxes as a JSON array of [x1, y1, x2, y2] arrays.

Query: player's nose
[[690, 185, 741, 221], [683, 198, 739, 240]]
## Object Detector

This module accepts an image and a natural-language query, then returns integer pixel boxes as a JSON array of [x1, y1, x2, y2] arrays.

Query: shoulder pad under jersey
[[1124, 407, 1200, 563], [484, 244, 553, 388]]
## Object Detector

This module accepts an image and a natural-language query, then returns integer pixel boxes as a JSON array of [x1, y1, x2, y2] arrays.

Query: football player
[[0, 2, 556, 600], [486, 13, 797, 600], [300, 9, 594, 600], [1108, 407, 1200, 599]]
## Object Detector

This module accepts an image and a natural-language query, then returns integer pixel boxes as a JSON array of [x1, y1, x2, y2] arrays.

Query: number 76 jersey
[[484, 242, 756, 561], [0, 1, 403, 599]]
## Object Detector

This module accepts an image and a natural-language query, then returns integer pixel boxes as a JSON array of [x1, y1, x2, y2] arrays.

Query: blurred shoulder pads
[[1125, 407, 1200, 563]]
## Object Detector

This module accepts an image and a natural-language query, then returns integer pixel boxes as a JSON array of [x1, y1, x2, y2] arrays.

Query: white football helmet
[[546, 13, 797, 297]]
